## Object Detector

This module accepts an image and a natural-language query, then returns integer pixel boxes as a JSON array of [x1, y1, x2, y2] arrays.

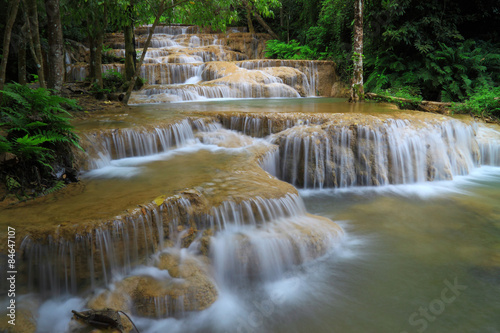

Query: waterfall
[[8, 100, 500, 328], [16, 188, 339, 297], [476, 123, 500, 165], [269, 117, 485, 188], [19, 203, 163, 296], [82, 119, 197, 170], [65, 25, 329, 102]]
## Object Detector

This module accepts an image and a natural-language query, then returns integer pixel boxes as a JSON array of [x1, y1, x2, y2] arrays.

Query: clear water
[[299, 166, 500, 333], [33, 167, 500, 333], [4, 99, 500, 333]]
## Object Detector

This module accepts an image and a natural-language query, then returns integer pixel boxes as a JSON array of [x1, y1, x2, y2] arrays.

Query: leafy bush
[[103, 69, 125, 92], [0, 83, 82, 197], [452, 84, 500, 119], [265, 39, 321, 60], [365, 40, 500, 102], [423, 41, 500, 101], [92, 69, 144, 98]]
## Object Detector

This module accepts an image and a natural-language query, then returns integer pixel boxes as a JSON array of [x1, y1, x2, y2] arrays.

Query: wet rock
[[88, 254, 217, 318]]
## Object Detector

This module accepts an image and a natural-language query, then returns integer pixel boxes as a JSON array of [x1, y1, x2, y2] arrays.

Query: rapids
[[2, 24, 500, 333]]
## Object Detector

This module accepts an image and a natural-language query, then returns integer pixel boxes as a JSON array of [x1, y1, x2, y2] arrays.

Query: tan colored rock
[[0, 298, 39, 333], [330, 81, 349, 98], [88, 254, 217, 318], [0, 309, 37, 333]]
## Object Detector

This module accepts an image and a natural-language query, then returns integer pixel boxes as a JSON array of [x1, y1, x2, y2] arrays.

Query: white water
[[266, 118, 488, 188], [6, 97, 500, 332], [32, 160, 500, 332], [65, 25, 321, 102]]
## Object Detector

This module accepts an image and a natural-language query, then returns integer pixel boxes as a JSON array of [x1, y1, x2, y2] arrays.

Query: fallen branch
[[365, 92, 452, 115]]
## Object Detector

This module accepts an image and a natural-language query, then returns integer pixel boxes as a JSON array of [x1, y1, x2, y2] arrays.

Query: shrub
[[0, 83, 82, 198], [103, 69, 125, 92], [452, 84, 500, 119], [365, 40, 500, 102], [265, 39, 321, 60], [92, 69, 144, 98]]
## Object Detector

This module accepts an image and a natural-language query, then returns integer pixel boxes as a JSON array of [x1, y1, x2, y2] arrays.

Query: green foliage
[[272, 0, 500, 101], [365, 57, 388, 91], [265, 39, 302, 59], [91, 69, 143, 96], [43, 180, 66, 195], [365, 40, 500, 102], [424, 41, 500, 101], [0, 83, 82, 197], [102, 69, 125, 92], [452, 84, 500, 119], [265, 39, 329, 60]]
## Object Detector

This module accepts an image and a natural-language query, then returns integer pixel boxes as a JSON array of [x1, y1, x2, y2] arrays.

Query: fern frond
[[43, 180, 65, 195]]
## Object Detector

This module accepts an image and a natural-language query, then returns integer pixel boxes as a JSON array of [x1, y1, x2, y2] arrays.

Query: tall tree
[[18, 23, 28, 85], [86, 0, 107, 89], [44, 0, 64, 90], [24, 0, 46, 88], [350, 0, 364, 102], [0, 0, 21, 90], [123, 0, 137, 82], [246, 5, 255, 34]]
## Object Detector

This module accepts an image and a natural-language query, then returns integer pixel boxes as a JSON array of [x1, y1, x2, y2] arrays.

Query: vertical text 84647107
[[6, 226, 17, 326]]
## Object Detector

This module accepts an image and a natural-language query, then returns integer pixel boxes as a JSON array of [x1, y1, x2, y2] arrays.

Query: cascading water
[[264, 115, 484, 188], [81, 119, 198, 170], [65, 25, 324, 103], [4, 23, 500, 333]]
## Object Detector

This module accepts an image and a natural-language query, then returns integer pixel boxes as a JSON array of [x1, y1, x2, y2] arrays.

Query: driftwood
[[365, 92, 452, 115], [72, 308, 141, 333], [72, 308, 124, 332]]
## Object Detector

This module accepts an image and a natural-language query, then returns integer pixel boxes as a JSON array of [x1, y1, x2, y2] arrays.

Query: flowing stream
[[1, 25, 500, 333]]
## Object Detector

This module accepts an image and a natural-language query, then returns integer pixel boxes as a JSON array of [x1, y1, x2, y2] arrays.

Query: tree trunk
[[0, 0, 20, 90], [94, 28, 104, 89], [88, 31, 96, 82], [349, 0, 364, 102], [18, 23, 28, 85], [280, 6, 283, 28], [44, 0, 64, 91], [25, 0, 46, 88], [246, 6, 255, 34], [124, 18, 136, 81], [87, 6, 106, 89], [242, 0, 279, 40]]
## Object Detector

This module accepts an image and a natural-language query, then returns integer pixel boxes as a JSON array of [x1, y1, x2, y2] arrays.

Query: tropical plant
[[452, 84, 500, 119], [0, 83, 82, 197], [265, 39, 325, 60], [102, 69, 125, 92]]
